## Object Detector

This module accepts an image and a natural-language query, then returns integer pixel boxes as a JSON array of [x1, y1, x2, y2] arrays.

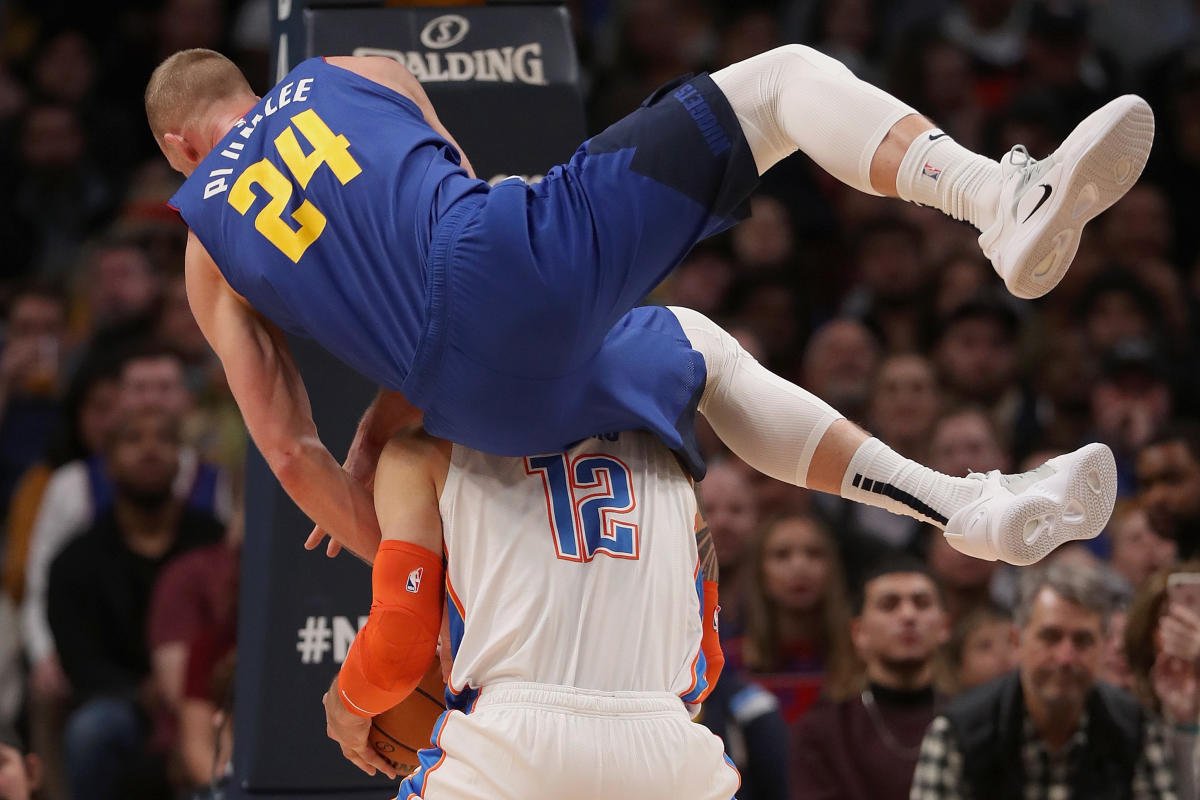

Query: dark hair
[[1075, 268, 1159, 326], [117, 340, 185, 377], [934, 402, 1006, 442], [931, 289, 1020, 348], [44, 351, 123, 467], [852, 555, 943, 615], [5, 278, 67, 320], [1141, 420, 1200, 466], [852, 216, 922, 260], [945, 602, 1011, 671]]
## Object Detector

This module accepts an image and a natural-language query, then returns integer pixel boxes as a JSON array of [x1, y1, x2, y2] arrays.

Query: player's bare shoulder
[[325, 55, 425, 107], [377, 427, 453, 494]]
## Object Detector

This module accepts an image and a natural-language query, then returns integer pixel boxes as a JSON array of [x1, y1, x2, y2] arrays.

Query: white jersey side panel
[[440, 432, 703, 698]]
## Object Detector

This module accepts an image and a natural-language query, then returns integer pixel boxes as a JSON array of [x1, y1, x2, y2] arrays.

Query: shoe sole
[[993, 443, 1117, 566], [1004, 96, 1155, 300]]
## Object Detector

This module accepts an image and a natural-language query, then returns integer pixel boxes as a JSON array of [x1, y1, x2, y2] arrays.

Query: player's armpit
[[338, 541, 444, 717]]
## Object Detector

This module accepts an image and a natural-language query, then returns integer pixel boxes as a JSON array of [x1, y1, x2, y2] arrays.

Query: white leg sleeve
[[669, 306, 842, 486], [710, 44, 917, 193]]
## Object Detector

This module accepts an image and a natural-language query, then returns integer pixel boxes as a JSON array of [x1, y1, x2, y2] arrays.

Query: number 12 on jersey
[[525, 454, 640, 562]]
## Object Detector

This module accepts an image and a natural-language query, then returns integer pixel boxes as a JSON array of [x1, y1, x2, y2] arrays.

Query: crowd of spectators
[[1, 0, 1200, 798]]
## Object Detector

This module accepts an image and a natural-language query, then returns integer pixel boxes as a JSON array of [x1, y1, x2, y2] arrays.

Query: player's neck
[[204, 98, 257, 151], [204, 112, 242, 151]]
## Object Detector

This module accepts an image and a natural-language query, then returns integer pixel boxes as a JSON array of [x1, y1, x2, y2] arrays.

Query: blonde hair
[[145, 49, 253, 140]]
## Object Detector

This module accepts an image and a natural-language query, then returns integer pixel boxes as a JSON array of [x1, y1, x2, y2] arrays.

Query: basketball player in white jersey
[[323, 426, 734, 799]]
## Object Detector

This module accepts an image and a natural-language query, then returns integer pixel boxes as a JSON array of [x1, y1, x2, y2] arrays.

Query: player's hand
[[323, 679, 397, 779], [306, 428, 386, 557], [305, 528, 343, 558]]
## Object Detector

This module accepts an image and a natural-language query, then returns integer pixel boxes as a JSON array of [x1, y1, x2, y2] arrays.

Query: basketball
[[367, 656, 447, 775]]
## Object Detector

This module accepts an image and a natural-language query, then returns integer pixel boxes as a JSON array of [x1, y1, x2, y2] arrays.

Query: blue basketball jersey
[[169, 57, 486, 389]]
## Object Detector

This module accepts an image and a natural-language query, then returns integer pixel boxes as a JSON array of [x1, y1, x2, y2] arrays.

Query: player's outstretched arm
[[324, 431, 448, 776], [183, 233, 381, 560]]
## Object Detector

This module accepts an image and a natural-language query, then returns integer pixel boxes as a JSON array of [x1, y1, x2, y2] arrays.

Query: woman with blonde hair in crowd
[[724, 513, 856, 723], [1124, 561, 1200, 799]]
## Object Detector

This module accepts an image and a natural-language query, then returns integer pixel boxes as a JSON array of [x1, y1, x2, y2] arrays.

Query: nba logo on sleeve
[[406, 567, 424, 594]]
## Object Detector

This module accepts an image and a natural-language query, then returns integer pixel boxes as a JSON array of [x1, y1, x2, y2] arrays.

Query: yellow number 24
[[228, 109, 362, 263]]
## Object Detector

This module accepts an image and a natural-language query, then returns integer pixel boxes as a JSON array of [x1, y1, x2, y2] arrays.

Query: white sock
[[895, 129, 1002, 231], [840, 438, 983, 529], [669, 306, 842, 486], [711, 44, 916, 194]]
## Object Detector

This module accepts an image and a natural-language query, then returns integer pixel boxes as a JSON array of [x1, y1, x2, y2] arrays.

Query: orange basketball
[[367, 656, 446, 775]]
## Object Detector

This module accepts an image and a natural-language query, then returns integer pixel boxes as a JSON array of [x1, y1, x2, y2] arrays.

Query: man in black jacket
[[47, 408, 222, 800], [910, 562, 1177, 800]]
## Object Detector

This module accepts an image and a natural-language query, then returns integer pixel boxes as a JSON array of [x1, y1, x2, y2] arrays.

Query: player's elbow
[[263, 436, 317, 489]]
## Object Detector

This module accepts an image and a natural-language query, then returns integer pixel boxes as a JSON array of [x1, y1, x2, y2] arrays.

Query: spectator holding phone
[[1125, 563, 1200, 799]]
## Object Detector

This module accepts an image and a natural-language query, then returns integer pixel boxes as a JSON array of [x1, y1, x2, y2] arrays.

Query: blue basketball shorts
[[401, 73, 759, 477]]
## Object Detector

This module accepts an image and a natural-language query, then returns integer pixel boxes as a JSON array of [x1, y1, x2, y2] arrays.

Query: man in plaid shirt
[[910, 563, 1178, 800]]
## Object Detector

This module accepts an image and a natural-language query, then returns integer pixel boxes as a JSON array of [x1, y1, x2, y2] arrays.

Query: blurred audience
[[790, 558, 946, 799], [699, 670, 790, 800], [799, 317, 880, 426], [1, 0, 1199, 793], [942, 602, 1017, 695], [1123, 563, 1200, 798], [912, 563, 1178, 799], [0, 725, 43, 800], [727, 514, 856, 723], [1109, 501, 1179, 592], [46, 409, 223, 800], [1137, 422, 1200, 561], [699, 459, 759, 632], [0, 283, 67, 515]]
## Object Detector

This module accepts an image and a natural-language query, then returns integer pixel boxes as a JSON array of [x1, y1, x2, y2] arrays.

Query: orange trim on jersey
[[444, 574, 466, 622], [443, 571, 468, 697], [695, 579, 724, 704], [681, 561, 704, 698], [417, 712, 453, 798]]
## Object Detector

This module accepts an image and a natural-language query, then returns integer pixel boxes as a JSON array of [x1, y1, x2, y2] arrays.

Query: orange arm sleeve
[[337, 541, 444, 717], [697, 578, 725, 703]]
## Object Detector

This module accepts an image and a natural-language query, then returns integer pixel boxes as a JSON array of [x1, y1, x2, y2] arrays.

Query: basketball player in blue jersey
[[146, 47, 1152, 568]]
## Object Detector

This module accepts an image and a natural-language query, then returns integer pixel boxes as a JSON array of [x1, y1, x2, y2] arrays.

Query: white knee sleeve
[[669, 306, 842, 486], [711, 44, 916, 193]]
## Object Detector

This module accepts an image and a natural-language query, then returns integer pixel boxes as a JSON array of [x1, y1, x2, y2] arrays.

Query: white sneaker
[[943, 443, 1117, 566], [979, 95, 1154, 300]]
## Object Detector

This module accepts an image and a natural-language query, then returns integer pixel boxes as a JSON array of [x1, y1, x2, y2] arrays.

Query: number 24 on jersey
[[228, 109, 361, 263]]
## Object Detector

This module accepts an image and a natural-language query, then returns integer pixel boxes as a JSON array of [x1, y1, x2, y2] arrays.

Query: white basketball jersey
[[439, 431, 707, 707]]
